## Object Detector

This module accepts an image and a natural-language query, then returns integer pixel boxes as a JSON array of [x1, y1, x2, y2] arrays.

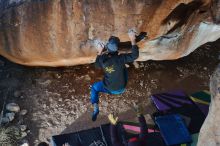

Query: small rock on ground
[[14, 90, 22, 98], [6, 103, 20, 112], [5, 112, 15, 121], [20, 125, 27, 131], [133, 61, 139, 68], [1, 117, 10, 124], [84, 75, 91, 81], [20, 143, 29, 146], [20, 109, 28, 116], [21, 132, 27, 138]]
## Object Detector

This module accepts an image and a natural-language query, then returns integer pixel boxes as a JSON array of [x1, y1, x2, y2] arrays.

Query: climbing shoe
[[92, 103, 99, 121]]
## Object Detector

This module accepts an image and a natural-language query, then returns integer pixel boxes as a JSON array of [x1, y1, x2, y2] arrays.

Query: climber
[[108, 105, 166, 146], [90, 29, 139, 121]]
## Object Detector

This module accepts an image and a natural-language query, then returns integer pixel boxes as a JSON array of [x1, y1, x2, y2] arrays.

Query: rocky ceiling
[[0, 0, 219, 66]]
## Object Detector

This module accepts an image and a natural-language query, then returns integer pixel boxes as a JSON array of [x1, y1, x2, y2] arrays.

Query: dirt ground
[[0, 40, 219, 146]]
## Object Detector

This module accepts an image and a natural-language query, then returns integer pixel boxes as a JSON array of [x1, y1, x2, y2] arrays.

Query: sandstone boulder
[[0, 0, 219, 66], [197, 65, 220, 146]]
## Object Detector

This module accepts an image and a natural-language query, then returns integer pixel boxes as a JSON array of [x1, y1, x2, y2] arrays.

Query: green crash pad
[[190, 91, 211, 116]]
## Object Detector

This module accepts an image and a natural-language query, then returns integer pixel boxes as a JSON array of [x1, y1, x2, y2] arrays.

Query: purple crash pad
[[151, 90, 193, 111]]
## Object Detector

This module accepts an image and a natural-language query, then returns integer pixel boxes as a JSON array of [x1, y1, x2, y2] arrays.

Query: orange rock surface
[[0, 0, 219, 66]]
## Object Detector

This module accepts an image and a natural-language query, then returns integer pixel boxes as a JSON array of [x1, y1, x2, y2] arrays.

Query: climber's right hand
[[128, 28, 137, 45]]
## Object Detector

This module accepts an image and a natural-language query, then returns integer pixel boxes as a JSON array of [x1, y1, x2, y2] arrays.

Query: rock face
[[197, 65, 220, 146], [0, 0, 220, 66]]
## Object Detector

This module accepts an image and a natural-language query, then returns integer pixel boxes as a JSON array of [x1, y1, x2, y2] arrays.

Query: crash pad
[[155, 114, 192, 146]]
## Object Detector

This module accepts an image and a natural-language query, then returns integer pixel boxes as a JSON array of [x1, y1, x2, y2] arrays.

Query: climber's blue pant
[[90, 81, 125, 104]]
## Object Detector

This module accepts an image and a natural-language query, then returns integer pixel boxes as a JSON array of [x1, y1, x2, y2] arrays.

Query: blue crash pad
[[155, 114, 192, 146]]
